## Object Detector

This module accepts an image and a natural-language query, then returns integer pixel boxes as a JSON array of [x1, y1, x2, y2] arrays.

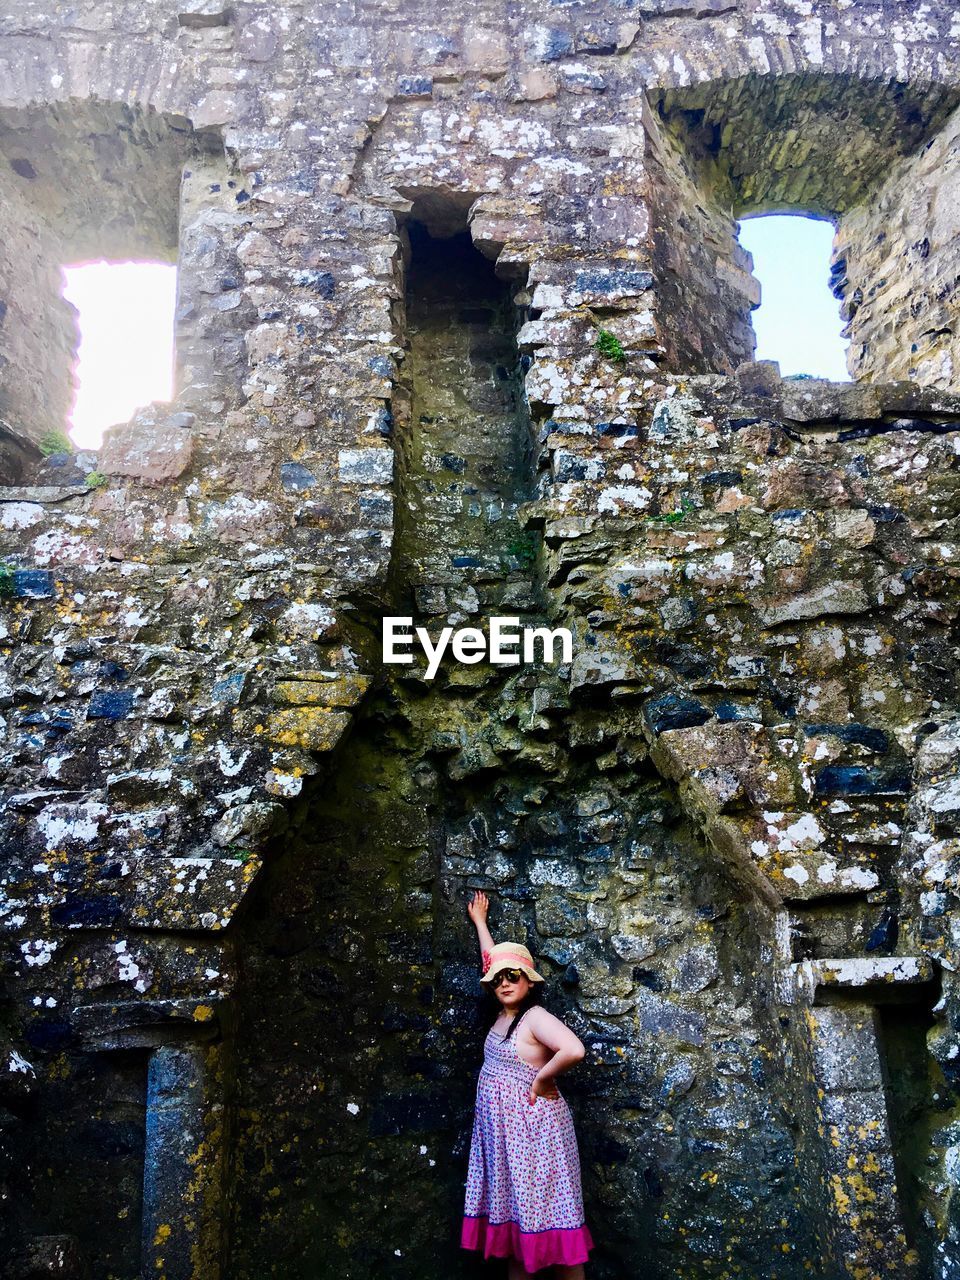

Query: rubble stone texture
[[0, 2, 959, 1279]]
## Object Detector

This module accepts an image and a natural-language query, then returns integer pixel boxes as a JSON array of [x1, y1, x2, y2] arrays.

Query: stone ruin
[[1, 2, 960, 1278]]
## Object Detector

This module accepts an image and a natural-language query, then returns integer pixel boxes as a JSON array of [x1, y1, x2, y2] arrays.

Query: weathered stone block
[[535, 891, 588, 937], [812, 765, 911, 797], [808, 1005, 883, 1091], [87, 689, 135, 720], [570, 648, 636, 691], [760, 583, 870, 627], [178, 1, 230, 26], [265, 708, 352, 752], [674, 943, 719, 994], [274, 675, 370, 707], [658, 1058, 697, 1106], [396, 76, 433, 98], [635, 989, 706, 1047], [99, 421, 194, 484], [643, 694, 711, 735], [13, 568, 54, 598], [211, 802, 285, 848], [280, 462, 318, 491], [338, 448, 393, 485], [17, 1236, 84, 1277]]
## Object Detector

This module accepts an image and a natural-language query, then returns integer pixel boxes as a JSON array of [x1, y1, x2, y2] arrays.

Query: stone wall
[[0, 136, 75, 458], [646, 98, 758, 376], [0, 2, 960, 1279], [836, 102, 960, 388]]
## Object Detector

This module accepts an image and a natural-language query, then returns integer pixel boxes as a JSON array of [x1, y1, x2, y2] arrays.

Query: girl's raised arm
[[466, 890, 496, 967]]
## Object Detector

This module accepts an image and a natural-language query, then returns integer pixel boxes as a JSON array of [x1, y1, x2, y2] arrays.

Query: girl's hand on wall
[[467, 890, 489, 925]]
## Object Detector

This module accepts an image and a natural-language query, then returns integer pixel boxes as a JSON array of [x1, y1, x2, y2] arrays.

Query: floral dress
[[461, 1008, 594, 1272]]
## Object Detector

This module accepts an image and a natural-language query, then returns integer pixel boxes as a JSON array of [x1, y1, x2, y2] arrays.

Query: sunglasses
[[491, 968, 525, 988]]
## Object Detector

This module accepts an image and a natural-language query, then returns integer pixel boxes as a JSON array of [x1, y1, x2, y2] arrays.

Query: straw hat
[[480, 941, 545, 985]]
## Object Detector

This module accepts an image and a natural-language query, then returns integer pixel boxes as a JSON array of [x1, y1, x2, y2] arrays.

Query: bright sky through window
[[62, 261, 177, 449], [737, 214, 850, 382]]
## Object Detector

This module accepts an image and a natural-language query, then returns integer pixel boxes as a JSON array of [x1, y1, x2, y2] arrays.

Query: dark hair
[[487, 982, 545, 1040]]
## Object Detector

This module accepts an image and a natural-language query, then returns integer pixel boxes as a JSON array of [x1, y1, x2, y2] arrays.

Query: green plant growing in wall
[[39, 429, 73, 457], [502, 530, 539, 570], [581, 307, 627, 366], [647, 497, 694, 525], [0, 563, 14, 598], [594, 328, 627, 365], [84, 470, 108, 488]]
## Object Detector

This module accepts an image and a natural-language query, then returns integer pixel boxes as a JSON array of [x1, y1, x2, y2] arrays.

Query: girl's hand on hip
[[528, 1075, 560, 1105], [467, 890, 489, 925]]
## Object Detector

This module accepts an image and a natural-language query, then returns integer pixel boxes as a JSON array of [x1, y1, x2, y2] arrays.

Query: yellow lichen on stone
[[829, 1173, 851, 1216], [265, 707, 351, 751], [274, 674, 370, 707], [845, 1173, 878, 1204]]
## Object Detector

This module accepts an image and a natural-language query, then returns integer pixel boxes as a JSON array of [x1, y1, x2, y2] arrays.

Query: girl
[[461, 890, 594, 1278]]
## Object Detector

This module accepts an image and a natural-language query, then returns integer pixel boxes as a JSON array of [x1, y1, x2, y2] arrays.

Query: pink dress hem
[[461, 1214, 594, 1271]]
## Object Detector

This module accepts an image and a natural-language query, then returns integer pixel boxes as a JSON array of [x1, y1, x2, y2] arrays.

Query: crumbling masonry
[[1, 3, 960, 1278]]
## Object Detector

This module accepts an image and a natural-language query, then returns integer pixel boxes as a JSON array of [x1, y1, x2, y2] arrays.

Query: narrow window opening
[[737, 214, 850, 382], [62, 261, 177, 449], [394, 220, 532, 595]]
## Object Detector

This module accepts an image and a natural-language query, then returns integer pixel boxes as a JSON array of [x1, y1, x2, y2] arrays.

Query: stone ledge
[[0, 853, 261, 934], [786, 955, 935, 1005], [71, 997, 224, 1049], [0, 485, 90, 502]]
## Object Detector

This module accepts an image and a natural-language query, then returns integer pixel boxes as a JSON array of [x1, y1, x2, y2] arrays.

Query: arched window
[[0, 102, 236, 479], [736, 214, 849, 381], [651, 72, 960, 387], [62, 261, 176, 449]]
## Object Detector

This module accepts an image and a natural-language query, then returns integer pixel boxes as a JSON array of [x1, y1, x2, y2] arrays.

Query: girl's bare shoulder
[[522, 1005, 586, 1055], [524, 1006, 570, 1036]]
